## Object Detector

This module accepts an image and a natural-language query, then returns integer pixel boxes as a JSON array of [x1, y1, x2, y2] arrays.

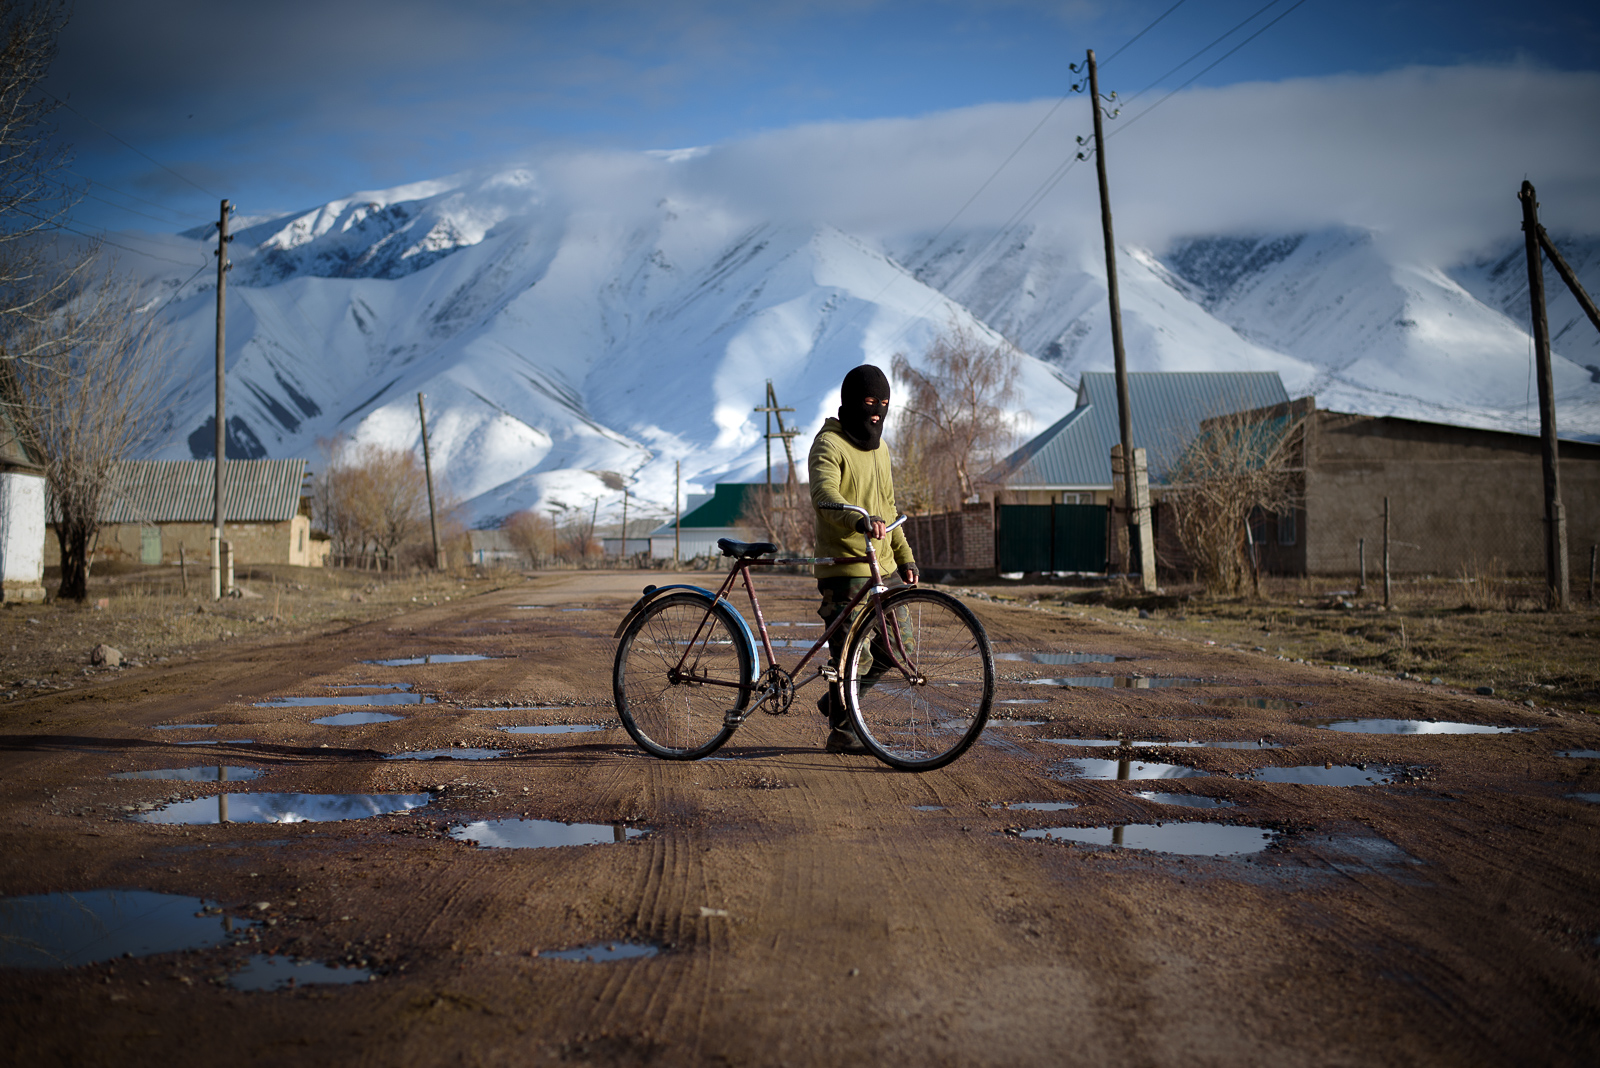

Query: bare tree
[[2, 271, 170, 600], [310, 439, 430, 570], [1163, 400, 1308, 596], [738, 475, 813, 554], [502, 509, 555, 568], [890, 321, 1021, 512]]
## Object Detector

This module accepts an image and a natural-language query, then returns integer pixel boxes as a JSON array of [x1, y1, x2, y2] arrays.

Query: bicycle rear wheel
[[613, 593, 752, 760], [842, 588, 993, 771]]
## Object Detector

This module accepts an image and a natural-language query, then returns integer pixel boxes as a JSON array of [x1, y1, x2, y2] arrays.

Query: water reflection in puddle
[[175, 739, 254, 746], [911, 805, 945, 811], [451, 819, 647, 848], [132, 793, 431, 824], [1132, 792, 1236, 809], [1054, 758, 1208, 780], [1019, 823, 1274, 856], [112, 766, 263, 782], [543, 941, 658, 962], [0, 890, 256, 967], [1045, 737, 1281, 750], [257, 693, 434, 707], [364, 654, 495, 665], [1306, 718, 1533, 735], [384, 748, 507, 760], [152, 723, 216, 730], [1195, 698, 1305, 710], [997, 651, 1129, 664], [311, 711, 405, 726], [998, 698, 1050, 705], [230, 954, 372, 991], [990, 719, 1045, 727], [327, 683, 407, 690], [498, 724, 608, 735], [1558, 750, 1600, 759], [1567, 793, 1600, 804], [1243, 765, 1398, 786], [1005, 801, 1080, 812], [1029, 676, 1214, 689]]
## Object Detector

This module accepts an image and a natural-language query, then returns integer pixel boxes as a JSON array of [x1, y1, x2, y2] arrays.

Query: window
[[1277, 510, 1297, 546]]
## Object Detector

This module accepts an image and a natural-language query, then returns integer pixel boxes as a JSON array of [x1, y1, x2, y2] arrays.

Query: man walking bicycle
[[809, 364, 918, 754]]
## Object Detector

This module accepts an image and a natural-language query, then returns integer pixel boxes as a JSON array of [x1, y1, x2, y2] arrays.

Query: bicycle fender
[[611, 584, 758, 657]]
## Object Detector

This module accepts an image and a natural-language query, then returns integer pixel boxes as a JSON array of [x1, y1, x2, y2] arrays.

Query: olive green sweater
[[808, 417, 915, 579]]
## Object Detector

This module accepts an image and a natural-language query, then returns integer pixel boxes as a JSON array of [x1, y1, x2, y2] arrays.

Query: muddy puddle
[[132, 793, 431, 824], [364, 654, 496, 665], [153, 723, 217, 730], [385, 748, 507, 760], [1195, 698, 1306, 710], [311, 711, 405, 726], [175, 739, 254, 746], [1054, 757, 1208, 780], [1567, 793, 1600, 804], [327, 683, 407, 690], [542, 941, 659, 962], [1002, 801, 1080, 812], [451, 819, 647, 848], [1019, 823, 1274, 856], [989, 719, 1045, 727], [1028, 676, 1217, 689], [998, 698, 1050, 705], [997, 651, 1130, 664], [499, 724, 609, 735], [1133, 792, 1236, 809], [911, 805, 946, 811], [230, 954, 373, 991], [1306, 718, 1532, 735], [1558, 749, 1600, 759], [1243, 765, 1399, 786], [1045, 737, 1281, 750], [0, 890, 256, 967], [112, 766, 263, 782], [256, 692, 435, 708]]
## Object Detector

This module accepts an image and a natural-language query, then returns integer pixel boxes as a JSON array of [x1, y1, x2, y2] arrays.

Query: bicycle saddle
[[717, 538, 778, 559]]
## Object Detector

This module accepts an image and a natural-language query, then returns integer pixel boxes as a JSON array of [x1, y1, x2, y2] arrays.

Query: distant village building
[[0, 396, 47, 603], [44, 459, 328, 569], [647, 484, 761, 560]]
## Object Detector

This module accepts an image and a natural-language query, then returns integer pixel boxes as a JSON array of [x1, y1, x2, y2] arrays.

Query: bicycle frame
[[666, 513, 918, 716]]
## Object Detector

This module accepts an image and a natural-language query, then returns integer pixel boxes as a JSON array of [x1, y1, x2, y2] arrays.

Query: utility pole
[[674, 460, 681, 567], [417, 393, 443, 569], [1519, 181, 1569, 608], [1083, 50, 1153, 592], [620, 485, 629, 564], [753, 381, 798, 494], [211, 199, 231, 600]]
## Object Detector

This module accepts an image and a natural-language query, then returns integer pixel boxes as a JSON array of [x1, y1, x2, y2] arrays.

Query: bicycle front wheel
[[843, 588, 994, 771], [614, 593, 752, 760]]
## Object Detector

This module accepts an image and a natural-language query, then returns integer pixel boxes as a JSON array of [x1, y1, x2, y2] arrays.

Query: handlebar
[[818, 501, 908, 535]]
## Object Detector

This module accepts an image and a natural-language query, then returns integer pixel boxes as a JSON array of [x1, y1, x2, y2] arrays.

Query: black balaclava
[[837, 364, 891, 450]]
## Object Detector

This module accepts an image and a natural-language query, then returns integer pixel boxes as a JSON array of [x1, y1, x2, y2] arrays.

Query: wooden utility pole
[[674, 460, 681, 567], [1085, 49, 1152, 592], [620, 486, 629, 563], [1519, 181, 1569, 608], [417, 393, 444, 569], [211, 199, 231, 600], [754, 381, 798, 493], [1382, 497, 1392, 609]]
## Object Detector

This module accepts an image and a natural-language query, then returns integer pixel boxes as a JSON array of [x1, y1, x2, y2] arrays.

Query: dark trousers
[[816, 575, 904, 724]]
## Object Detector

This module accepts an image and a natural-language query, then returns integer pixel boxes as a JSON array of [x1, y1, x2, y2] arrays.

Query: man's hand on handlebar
[[854, 514, 887, 541]]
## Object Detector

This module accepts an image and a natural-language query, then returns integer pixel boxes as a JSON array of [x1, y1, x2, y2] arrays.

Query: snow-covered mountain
[[118, 162, 1600, 527]]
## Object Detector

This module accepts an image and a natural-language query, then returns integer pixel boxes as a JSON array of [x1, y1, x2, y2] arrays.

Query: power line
[[1110, 0, 1311, 138], [65, 168, 210, 224], [1100, 0, 1191, 68], [45, 93, 221, 199], [20, 209, 208, 266]]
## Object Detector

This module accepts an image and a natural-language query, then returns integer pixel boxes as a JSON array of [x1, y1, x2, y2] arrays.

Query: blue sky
[[42, 0, 1600, 239]]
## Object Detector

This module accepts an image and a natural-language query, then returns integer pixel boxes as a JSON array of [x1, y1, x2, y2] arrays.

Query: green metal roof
[[677, 483, 761, 528], [997, 372, 1290, 488]]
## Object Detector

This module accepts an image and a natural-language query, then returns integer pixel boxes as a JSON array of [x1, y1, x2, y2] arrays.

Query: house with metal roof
[[646, 483, 762, 561], [0, 387, 47, 602], [43, 459, 328, 569], [997, 372, 1291, 503]]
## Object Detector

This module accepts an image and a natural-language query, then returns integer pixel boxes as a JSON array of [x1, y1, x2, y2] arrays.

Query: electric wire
[[45, 93, 221, 199], [9, 205, 204, 266], [65, 168, 209, 224], [1110, 0, 1312, 138], [1099, 0, 1190, 68], [1115, 0, 1284, 110]]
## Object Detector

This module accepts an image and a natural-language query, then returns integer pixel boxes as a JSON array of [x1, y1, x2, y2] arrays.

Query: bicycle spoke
[[614, 595, 750, 760]]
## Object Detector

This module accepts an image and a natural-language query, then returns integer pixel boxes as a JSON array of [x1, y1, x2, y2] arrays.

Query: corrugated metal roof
[[998, 372, 1289, 488], [92, 460, 308, 524], [676, 483, 759, 528]]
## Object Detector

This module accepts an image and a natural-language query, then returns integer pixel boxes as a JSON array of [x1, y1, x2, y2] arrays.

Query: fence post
[[1357, 537, 1366, 598], [1382, 498, 1392, 609], [1590, 544, 1596, 604]]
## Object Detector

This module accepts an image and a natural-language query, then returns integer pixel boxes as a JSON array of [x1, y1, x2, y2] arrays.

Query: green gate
[[140, 526, 162, 566], [996, 504, 1105, 574]]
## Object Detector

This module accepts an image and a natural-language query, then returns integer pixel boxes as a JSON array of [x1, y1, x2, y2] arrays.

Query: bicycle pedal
[[723, 708, 747, 728]]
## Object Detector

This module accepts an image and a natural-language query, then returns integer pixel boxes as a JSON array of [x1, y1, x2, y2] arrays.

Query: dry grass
[[0, 562, 517, 703]]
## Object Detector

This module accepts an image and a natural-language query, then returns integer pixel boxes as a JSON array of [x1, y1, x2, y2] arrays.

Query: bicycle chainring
[[757, 666, 795, 715]]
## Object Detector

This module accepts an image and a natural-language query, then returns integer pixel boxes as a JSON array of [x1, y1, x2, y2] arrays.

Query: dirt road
[[1, 570, 1596, 1065]]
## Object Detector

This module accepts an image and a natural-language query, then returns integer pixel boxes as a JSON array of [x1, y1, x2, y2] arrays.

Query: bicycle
[[611, 503, 994, 771]]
